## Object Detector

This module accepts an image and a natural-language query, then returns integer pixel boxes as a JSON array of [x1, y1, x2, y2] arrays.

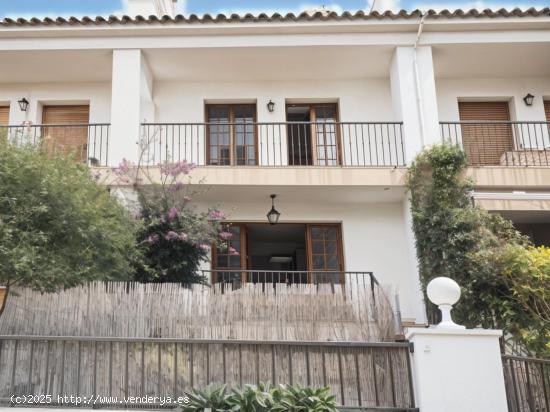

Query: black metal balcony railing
[[140, 122, 405, 167], [0, 124, 110, 166], [440, 121, 550, 166]]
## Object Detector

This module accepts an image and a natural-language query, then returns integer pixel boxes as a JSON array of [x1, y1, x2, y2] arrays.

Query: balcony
[[140, 122, 405, 168], [440, 121, 550, 167], [0, 124, 111, 167]]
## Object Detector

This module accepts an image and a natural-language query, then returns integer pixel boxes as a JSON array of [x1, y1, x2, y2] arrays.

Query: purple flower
[[199, 243, 211, 251], [219, 231, 233, 240], [160, 160, 197, 177], [112, 158, 131, 176], [208, 209, 227, 221], [168, 182, 186, 192], [167, 207, 179, 221], [228, 246, 239, 256], [164, 231, 179, 241], [146, 234, 159, 244]]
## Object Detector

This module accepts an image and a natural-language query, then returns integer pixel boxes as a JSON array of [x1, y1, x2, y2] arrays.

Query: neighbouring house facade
[[1, 0, 550, 328]]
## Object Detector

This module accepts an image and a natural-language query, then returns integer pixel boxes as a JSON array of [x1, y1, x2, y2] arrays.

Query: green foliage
[[108, 158, 229, 284], [0, 140, 137, 292], [407, 144, 549, 357], [181, 383, 337, 411]]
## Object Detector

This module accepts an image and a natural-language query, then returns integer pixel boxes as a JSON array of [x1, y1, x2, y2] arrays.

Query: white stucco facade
[[1, 6, 550, 325]]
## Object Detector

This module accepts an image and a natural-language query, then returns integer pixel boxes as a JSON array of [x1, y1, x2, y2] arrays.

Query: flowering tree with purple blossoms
[[103, 127, 234, 284]]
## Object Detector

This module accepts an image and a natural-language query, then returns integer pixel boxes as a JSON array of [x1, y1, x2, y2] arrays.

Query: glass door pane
[[233, 105, 256, 165], [213, 224, 246, 284], [313, 105, 339, 166], [207, 106, 231, 165], [307, 224, 343, 284]]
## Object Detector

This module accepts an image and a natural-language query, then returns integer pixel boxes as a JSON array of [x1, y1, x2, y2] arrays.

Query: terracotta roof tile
[[0, 8, 548, 27]]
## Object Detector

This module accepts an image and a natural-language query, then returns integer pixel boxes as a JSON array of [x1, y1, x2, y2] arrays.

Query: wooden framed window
[[544, 100, 550, 122], [458, 101, 512, 166], [206, 104, 257, 166], [42, 105, 90, 161], [306, 223, 344, 283], [211, 224, 247, 283], [286, 103, 341, 166], [0, 106, 9, 126]]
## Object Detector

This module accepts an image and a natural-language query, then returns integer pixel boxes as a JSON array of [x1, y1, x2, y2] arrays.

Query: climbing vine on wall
[[406, 144, 549, 357]]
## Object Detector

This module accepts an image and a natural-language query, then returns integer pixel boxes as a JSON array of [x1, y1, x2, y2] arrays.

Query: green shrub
[[0, 139, 137, 292], [406, 143, 549, 357], [181, 383, 337, 411]]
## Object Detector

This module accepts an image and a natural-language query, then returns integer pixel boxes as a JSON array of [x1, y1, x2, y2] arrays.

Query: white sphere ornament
[[427, 277, 465, 330]]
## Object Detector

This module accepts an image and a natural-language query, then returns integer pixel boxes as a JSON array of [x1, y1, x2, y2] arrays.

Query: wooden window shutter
[[41, 105, 90, 161], [458, 101, 512, 166], [0, 106, 9, 126], [544, 100, 550, 122]]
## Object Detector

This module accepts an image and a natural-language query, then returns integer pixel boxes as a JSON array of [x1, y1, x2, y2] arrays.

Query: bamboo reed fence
[[0, 275, 397, 342]]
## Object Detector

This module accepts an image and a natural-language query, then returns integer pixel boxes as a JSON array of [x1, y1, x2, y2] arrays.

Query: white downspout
[[413, 13, 427, 148]]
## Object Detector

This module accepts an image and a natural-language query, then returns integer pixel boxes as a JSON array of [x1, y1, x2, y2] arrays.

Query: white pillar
[[110, 49, 154, 166], [401, 198, 427, 325], [406, 328, 508, 412], [390, 46, 440, 163]]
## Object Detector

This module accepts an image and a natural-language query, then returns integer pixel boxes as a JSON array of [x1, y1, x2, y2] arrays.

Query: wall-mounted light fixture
[[266, 194, 281, 225], [18, 98, 29, 112], [267, 100, 275, 113], [523, 93, 534, 106]]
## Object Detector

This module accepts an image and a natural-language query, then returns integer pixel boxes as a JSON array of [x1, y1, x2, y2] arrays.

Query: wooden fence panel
[[0, 336, 416, 410]]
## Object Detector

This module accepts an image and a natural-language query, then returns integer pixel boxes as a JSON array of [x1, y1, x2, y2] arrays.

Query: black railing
[[205, 269, 377, 287], [440, 121, 550, 166], [0, 335, 417, 410], [141, 122, 405, 167], [503, 355, 550, 412], [0, 124, 110, 166]]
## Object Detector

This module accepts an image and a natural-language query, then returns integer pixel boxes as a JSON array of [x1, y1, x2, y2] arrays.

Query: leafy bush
[[406, 144, 549, 357], [0, 140, 137, 292], [181, 383, 337, 411]]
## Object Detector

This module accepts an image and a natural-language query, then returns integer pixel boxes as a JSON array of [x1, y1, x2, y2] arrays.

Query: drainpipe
[[413, 13, 427, 148]]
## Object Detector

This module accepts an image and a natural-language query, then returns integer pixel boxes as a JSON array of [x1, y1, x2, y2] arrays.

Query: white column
[[391, 46, 440, 163], [110, 49, 154, 166], [406, 328, 508, 412], [401, 198, 427, 325]]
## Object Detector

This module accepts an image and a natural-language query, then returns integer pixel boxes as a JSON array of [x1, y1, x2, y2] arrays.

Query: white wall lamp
[[267, 100, 275, 113], [523, 93, 535, 106], [18, 98, 29, 112], [427, 277, 465, 330]]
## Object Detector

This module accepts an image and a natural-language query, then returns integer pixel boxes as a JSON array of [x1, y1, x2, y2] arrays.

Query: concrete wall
[[436, 77, 550, 122], [0, 82, 111, 125], [153, 78, 396, 123]]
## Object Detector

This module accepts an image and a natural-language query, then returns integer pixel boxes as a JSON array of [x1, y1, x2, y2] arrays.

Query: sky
[[0, 0, 548, 19]]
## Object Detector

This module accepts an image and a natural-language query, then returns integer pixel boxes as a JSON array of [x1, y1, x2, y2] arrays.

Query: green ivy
[[406, 144, 549, 357]]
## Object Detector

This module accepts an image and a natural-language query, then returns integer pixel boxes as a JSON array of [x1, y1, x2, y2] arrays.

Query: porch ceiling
[[0, 50, 113, 83], [144, 45, 393, 81], [433, 43, 550, 78]]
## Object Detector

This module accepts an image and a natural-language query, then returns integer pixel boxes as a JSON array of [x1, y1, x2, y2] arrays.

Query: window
[[458, 101, 512, 166], [0, 106, 9, 126], [206, 104, 257, 166], [212, 224, 247, 283], [42, 105, 90, 161]]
